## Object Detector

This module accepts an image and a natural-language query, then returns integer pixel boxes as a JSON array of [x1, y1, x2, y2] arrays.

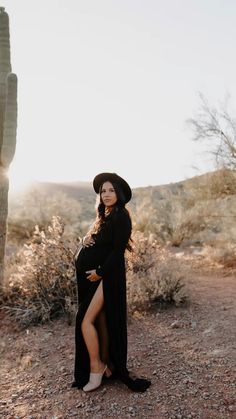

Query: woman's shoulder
[[112, 206, 130, 216], [111, 206, 132, 225]]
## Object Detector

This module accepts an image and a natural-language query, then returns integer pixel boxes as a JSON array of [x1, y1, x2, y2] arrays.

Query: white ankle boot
[[83, 365, 107, 392]]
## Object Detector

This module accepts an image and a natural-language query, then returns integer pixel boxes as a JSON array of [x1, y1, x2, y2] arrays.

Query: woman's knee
[[81, 317, 91, 332], [81, 309, 98, 330]]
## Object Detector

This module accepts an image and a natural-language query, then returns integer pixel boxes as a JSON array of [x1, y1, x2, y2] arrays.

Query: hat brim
[[93, 172, 132, 203]]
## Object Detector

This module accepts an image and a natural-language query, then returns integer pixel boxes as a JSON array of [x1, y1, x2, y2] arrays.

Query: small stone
[[76, 402, 84, 408], [45, 389, 53, 395], [153, 370, 157, 375], [171, 320, 182, 329]]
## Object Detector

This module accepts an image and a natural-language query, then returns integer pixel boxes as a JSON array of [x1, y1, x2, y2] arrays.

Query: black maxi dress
[[73, 207, 151, 392]]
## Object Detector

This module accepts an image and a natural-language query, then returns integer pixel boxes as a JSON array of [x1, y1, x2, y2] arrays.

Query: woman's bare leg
[[95, 310, 113, 376], [95, 309, 109, 363], [81, 281, 105, 373]]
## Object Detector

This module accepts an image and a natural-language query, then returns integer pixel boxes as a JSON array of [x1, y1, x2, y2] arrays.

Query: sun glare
[[8, 163, 36, 194]]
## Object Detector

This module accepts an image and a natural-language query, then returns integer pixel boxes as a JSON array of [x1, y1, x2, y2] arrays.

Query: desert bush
[[170, 215, 207, 247], [207, 169, 236, 198], [147, 263, 186, 307], [126, 230, 158, 273], [202, 241, 236, 268], [1, 223, 188, 327], [8, 189, 82, 241], [132, 209, 173, 244], [1, 216, 78, 327], [126, 232, 187, 311]]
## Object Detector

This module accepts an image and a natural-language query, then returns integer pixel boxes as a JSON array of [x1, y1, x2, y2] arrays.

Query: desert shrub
[[126, 232, 187, 311], [1, 216, 78, 327], [1, 223, 188, 327], [147, 263, 186, 307], [202, 241, 236, 268], [126, 230, 158, 273], [132, 210, 173, 244], [207, 169, 236, 198], [8, 189, 82, 241], [170, 215, 207, 247]]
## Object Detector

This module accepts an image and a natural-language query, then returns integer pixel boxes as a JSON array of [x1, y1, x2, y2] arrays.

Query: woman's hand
[[82, 234, 95, 247], [86, 270, 102, 282]]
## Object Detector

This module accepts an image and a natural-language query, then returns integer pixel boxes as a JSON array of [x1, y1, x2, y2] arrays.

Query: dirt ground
[[0, 253, 236, 419]]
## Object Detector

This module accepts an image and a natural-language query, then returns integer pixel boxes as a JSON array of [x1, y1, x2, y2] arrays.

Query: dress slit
[[82, 279, 104, 324], [74, 277, 107, 388]]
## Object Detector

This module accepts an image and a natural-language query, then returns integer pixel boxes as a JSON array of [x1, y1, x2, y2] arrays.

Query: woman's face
[[100, 181, 118, 207]]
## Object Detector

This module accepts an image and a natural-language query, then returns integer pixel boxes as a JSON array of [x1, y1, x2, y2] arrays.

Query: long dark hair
[[89, 180, 133, 252]]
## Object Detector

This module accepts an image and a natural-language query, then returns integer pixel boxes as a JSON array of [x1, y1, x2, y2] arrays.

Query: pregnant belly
[[75, 244, 112, 272]]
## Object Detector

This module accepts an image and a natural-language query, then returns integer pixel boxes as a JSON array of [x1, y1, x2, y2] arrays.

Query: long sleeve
[[96, 209, 131, 278]]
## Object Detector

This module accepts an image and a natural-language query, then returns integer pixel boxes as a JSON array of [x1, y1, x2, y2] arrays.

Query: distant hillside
[[130, 169, 236, 245], [8, 170, 236, 246], [9, 180, 93, 201], [9, 180, 96, 222]]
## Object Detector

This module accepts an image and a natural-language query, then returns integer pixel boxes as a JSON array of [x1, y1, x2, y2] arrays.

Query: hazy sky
[[2, 0, 236, 189]]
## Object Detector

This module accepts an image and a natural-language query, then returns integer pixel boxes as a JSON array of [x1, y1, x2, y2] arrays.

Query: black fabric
[[73, 207, 151, 392]]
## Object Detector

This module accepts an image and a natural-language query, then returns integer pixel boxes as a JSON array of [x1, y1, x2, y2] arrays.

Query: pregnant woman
[[72, 172, 151, 393]]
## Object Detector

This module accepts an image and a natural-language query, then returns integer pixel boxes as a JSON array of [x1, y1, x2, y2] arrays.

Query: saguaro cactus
[[0, 7, 17, 287]]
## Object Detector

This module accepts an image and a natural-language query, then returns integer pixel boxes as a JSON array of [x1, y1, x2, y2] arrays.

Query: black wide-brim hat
[[93, 172, 132, 203]]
